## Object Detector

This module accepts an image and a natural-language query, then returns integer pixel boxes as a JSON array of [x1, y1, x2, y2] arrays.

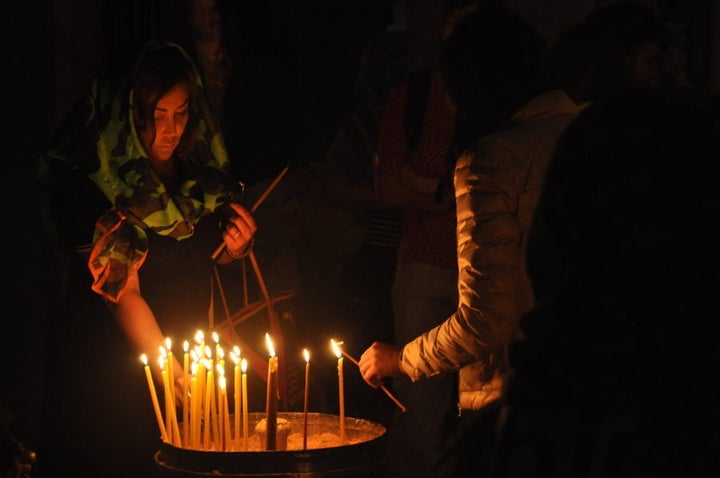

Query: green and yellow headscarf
[[42, 41, 232, 302]]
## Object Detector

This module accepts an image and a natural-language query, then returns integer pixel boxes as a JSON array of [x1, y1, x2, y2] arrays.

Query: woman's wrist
[[224, 237, 255, 261]]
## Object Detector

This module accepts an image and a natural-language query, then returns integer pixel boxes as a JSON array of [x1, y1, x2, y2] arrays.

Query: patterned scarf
[[46, 41, 232, 302]]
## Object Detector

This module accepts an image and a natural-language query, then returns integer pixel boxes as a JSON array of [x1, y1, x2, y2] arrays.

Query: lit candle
[[204, 344, 216, 449], [231, 347, 241, 448], [161, 354, 182, 447], [182, 340, 190, 447], [302, 348, 310, 450], [193, 349, 206, 428], [159, 348, 170, 439], [241, 358, 249, 450], [265, 333, 278, 451], [213, 332, 222, 364], [194, 330, 205, 350], [190, 362, 199, 449], [213, 363, 224, 448], [203, 359, 214, 450], [220, 375, 232, 451], [140, 354, 168, 442], [330, 339, 345, 443], [218, 374, 227, 451], [166, 338, 178, 435]]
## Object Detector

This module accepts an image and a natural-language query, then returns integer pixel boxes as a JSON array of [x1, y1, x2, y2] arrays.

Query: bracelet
[[225, 238, 254, 261]]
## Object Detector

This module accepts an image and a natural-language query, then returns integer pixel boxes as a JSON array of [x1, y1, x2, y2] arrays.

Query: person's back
[[494, 85, 720, 478]]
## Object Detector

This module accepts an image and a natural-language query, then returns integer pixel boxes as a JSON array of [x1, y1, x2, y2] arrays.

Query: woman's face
[[147, 84, 190, 162]]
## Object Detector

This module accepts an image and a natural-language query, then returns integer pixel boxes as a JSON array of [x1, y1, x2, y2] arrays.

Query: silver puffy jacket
[[399, 90, 582, 411]]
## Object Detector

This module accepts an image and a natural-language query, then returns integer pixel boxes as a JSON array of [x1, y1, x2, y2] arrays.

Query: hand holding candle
[[345, 345, 407, 413]]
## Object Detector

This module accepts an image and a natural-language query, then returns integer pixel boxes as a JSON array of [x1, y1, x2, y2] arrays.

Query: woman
[[37, 41, 256, 477]]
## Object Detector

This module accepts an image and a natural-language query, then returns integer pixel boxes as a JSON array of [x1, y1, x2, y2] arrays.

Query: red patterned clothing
[[376, 71, 458, 271]]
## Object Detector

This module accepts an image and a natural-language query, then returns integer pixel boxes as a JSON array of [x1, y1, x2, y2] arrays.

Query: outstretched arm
[[112, 272, 183, 401]]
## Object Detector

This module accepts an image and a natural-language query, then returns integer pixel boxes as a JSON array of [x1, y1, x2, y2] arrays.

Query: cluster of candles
[[140, 330, 349, 451]]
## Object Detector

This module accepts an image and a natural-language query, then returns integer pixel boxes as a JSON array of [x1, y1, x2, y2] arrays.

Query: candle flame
[[190, 349, 199, 362], [140, 354, 149, 365], [219, 375, 227, 390], [165, 337, 172, 351], [212, 331, 220, 344], [241, 358, 248, 374], [233, 345, 240, 357], [330, 339, 342, 358], [265, 333, 276, 358], [217, 346, 225, 360], [195, 330, 204, 344], [183, 340, 189, 352], [303, 348, 310, 362], [191, 362, 198, 375], [158, 356, 165, 369], [230, 351, 239, 365], [204, 344, 212, 359], [216, 363, 225, 376]]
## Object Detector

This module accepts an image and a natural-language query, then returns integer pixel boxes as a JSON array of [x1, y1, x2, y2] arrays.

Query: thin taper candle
[[203, 361, 213, 449], [330, 339, 345, 443], [141, 354, 168, 442], [302, 348, 310, 450], [166, 338, 178, 440], [265, 333, 278, 450], [182, 340, 190, 447], [190, 363, 199, 449], [221, 376, 232, 451], [232, 347, 240, 448], [241, 358, 249, 450]]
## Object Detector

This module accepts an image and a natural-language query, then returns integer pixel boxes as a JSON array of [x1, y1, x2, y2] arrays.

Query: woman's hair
[[132, 43, 200, 160], [440, 5, 553, 156]]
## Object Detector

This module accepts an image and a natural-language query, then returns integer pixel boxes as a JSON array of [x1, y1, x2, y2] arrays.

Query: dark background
[[3, 0, 718, 456]]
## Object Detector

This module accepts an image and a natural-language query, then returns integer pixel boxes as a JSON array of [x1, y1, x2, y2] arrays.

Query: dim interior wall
[[52, 0, 105, 128]]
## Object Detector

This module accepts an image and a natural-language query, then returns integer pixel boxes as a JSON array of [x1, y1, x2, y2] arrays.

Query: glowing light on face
[[149, 84, 189, 162]]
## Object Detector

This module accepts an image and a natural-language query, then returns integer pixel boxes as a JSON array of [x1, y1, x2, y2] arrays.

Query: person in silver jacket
[[358, 5, 582, 474]]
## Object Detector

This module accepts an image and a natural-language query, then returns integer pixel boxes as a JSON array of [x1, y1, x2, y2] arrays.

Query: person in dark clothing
[[492, 85, 720, 478]]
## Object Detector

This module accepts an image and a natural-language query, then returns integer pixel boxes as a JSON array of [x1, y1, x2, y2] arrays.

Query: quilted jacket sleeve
[[399, 138, 522, 380]]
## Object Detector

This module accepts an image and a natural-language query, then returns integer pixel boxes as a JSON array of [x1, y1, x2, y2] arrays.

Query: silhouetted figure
[[551, 0, 671, 105], [492, 85, 720, 478]]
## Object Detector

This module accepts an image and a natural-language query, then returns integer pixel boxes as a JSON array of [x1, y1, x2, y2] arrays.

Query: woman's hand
[[359, 341, 405, 388], [222, 203, 257, 259]]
